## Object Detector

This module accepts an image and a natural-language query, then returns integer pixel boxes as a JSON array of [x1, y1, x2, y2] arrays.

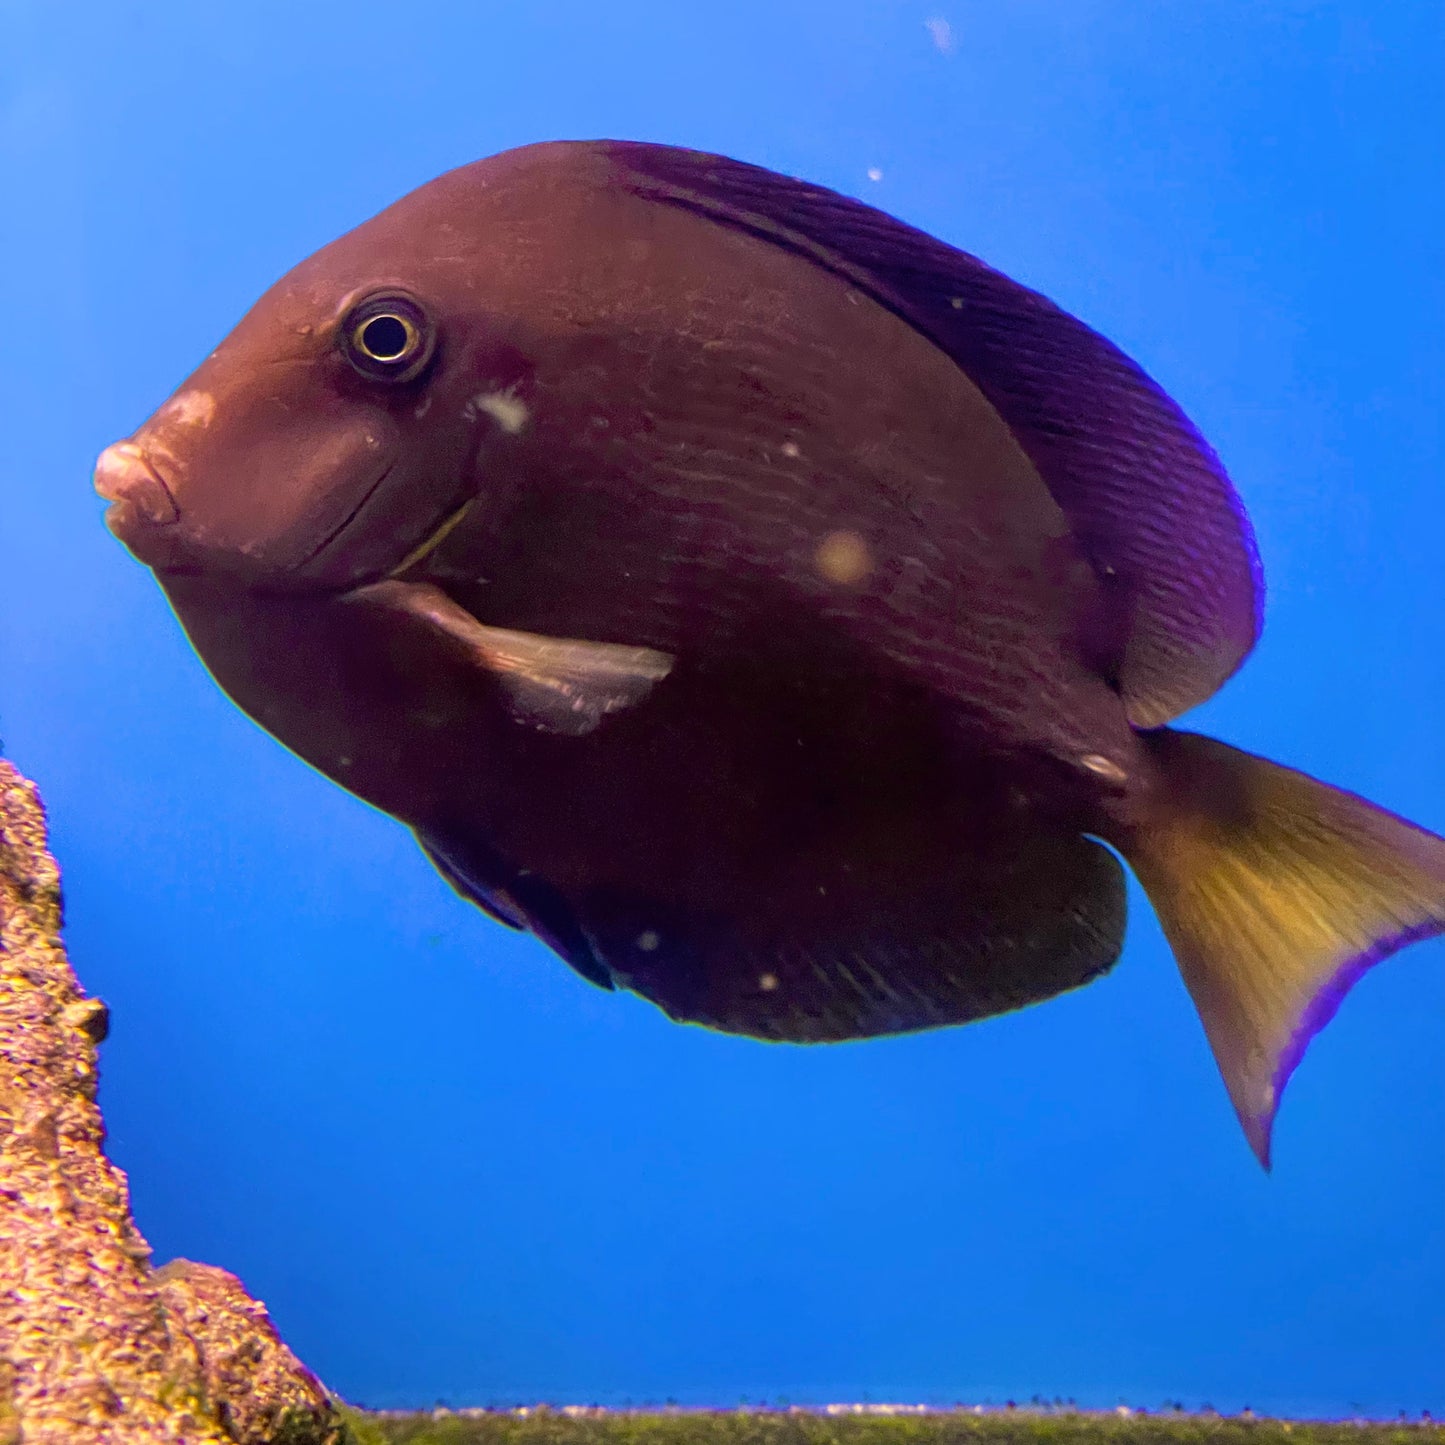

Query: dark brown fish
[[94, 139, 1445, 1167]]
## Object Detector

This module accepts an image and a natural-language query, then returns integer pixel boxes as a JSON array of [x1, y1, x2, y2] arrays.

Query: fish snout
[[94, 441, 181, 561]]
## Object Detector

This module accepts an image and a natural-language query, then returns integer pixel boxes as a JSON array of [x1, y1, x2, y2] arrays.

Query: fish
[[94, 138, 1445, 1168]]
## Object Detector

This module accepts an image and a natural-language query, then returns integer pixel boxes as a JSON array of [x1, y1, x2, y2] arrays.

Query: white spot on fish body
[[866, 167, 883, 182], [949, 297, 964, 310], [815, 530, 873, 586], [758, 973, 779, 992], [781, 440, 801, 459], [468, 387, 530, 434], [636, 930, 660, 952], [162, 391, 215, 429], [1080, 753, 1128, 783]]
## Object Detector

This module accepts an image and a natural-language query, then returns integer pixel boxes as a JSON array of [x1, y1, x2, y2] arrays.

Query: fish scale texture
[[0, 759, 345, 1445], [609, 140, 1263, 726], [516, 255, 1134, 769]]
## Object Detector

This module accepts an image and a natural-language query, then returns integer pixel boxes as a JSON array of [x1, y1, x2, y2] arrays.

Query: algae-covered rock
[[0, 757, 348, 1444]]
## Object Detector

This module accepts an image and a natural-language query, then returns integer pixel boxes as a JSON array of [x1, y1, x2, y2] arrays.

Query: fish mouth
[[95, 442, 182, 563], [95, 441, 179, 521], [124, 456, 403, 593]]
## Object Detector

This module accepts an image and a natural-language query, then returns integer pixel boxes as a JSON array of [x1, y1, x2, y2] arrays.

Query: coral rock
[[0, 759, 347, 1444]]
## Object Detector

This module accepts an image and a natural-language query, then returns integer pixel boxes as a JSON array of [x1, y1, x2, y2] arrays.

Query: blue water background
[[1, 0, 1441, 1417]]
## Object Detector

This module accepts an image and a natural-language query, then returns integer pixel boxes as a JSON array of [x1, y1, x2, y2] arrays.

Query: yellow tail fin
[[1122, 728, 1445, 1168]]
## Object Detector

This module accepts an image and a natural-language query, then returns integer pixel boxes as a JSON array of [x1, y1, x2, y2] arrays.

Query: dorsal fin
[[601, 140, 1263, 726]]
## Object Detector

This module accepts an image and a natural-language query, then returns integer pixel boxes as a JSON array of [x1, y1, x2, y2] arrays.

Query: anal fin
[[573, 830, 1126, 1042]]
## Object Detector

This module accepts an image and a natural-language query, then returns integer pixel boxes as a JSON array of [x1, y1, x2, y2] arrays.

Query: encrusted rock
[[0, 759, 348, 1444]]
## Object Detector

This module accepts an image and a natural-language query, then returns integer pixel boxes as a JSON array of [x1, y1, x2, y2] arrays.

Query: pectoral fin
[[350, 580, 674, 735]]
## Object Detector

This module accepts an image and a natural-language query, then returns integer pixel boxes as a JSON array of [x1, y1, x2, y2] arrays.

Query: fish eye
[[340, 293, 436, 383]]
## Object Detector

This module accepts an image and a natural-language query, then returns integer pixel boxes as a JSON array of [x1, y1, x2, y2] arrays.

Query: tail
[[1118, 728, 1445, 1169]]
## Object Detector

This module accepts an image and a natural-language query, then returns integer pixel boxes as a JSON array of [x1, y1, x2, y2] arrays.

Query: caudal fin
[[1122, 728, 1445, 1168]]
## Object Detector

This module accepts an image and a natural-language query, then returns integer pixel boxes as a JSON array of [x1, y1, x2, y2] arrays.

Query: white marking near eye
[[465, 386, 530, 434], [163, 391, 215, 428], [414, 396, 433, 419]]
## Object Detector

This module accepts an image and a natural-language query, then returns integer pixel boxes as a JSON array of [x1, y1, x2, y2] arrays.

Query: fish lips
[[95, 442, 182, 563]]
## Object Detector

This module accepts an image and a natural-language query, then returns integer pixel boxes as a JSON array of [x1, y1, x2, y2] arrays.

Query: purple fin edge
[[1254, 916, 1444, 1170]]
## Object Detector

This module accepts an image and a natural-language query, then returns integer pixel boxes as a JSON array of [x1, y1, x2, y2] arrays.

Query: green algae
[[340, 1409, 1444, 1445]]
